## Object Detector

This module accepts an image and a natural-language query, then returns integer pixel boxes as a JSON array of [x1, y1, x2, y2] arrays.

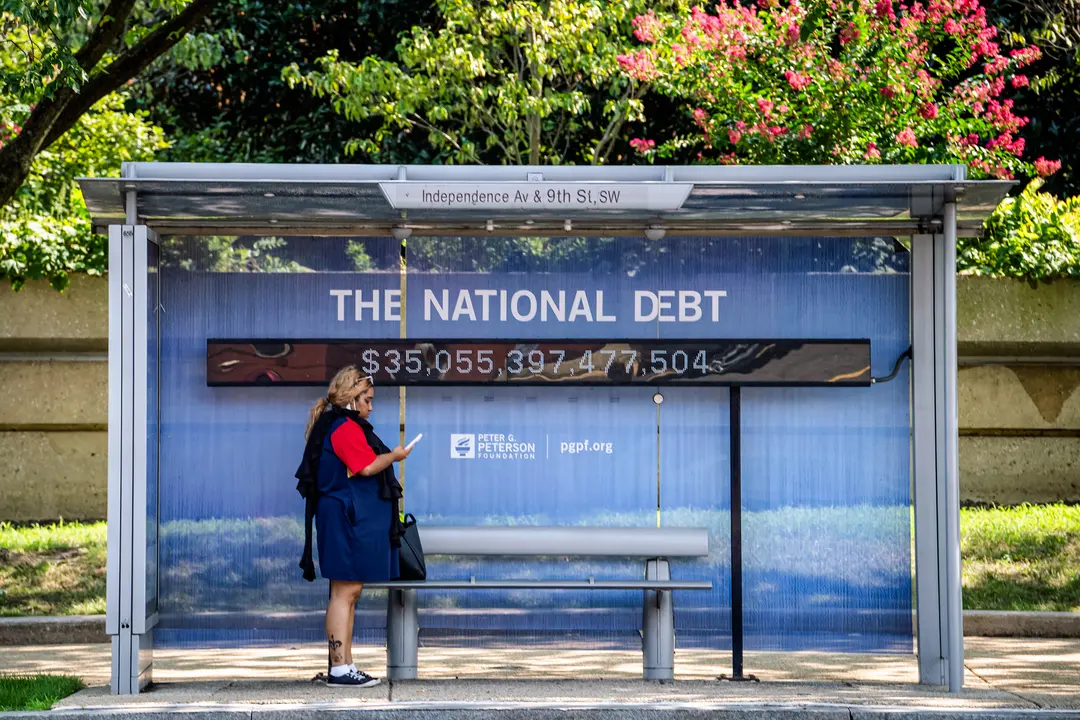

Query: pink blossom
[[632, 11, 664, 43], [1011, 74, 1029, 88], [777, 104, 789, 114], [629, 138, 656, 153], [1034, 157, 1061, 177], [784, 70, 812, 91], [757, 98, 775, 116], [880, 85, 897, 99], [984, 56, 1009, 75], [865, 142, 882, 159], [986, 132, 1012, 150], [1008, 137, 1025, 157], [785, 22, 800, 45], [944, 19, 962, 34], [1009, 46, 1042, 65], [874, 0, 896, 19], [617, 50, 659, 81], [919, 102, 939, 120], [798, 124, 813, 139], [729, 128, 743, 144], [896, 128, 918, 147], [672, 43, 690, 66], [839, 22, 860, 45]]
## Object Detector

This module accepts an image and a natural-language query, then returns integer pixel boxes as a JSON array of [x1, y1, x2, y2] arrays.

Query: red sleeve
[[330, 420, 378, 476]]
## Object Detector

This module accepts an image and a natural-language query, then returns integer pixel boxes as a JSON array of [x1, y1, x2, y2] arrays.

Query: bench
[[369, 525, 712, 681]]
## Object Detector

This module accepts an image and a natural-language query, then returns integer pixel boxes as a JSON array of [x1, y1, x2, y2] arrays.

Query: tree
[[617, 0, 1055, 181], [1, 94, 166, 289], [285, 0, 689, 165], [128, 0, 438, 164], [0, 0, 225, 211]]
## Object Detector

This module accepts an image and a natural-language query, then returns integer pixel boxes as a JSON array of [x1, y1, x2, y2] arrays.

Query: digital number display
[[206, 339, 871, 387]]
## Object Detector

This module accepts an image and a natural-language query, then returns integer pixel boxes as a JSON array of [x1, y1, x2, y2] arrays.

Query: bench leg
[[642, 558, 675, 681], [386, 588, 418, 680]]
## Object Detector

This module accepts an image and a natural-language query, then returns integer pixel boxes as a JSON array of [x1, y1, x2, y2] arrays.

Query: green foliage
[[0, 95, 166, 290], [131, 0, 438, 164], [2, 2, 206, 104], [0, 674, 85, 711], [159, 236, 312, 273], [959, 181, 1080, 279], [285, 0, 687, 165]]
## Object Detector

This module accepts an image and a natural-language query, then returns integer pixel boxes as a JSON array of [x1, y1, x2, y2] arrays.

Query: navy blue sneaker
[[326, 669, 381, 688]]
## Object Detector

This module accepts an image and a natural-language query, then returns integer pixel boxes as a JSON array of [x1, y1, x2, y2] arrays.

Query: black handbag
[[397, 513, 427, 581]]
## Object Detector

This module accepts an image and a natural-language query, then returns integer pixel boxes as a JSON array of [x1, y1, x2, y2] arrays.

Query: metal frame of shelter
[[80, 162, 1012, 695]]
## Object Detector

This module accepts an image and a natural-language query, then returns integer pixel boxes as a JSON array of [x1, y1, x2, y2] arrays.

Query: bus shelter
[[79, 163, 1011, 695]]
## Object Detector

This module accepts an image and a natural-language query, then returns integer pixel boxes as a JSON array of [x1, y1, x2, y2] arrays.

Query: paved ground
[[2, 638, 1077, 711]]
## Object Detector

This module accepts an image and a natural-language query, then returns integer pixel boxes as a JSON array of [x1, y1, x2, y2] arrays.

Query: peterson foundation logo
[[449, 433, 536, 460], [449, 434, 475, 459]]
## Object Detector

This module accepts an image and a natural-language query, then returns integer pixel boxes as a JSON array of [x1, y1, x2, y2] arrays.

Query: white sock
[[349, 664, 358, 673], [330, 664, 351, 677]]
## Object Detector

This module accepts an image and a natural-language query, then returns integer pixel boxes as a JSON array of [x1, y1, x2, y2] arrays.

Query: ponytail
[[305, 397, 330, 440], [305, 364, 373, 440]]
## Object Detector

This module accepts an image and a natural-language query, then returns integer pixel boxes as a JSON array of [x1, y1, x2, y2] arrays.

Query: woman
[[298, 365, 411, 688]]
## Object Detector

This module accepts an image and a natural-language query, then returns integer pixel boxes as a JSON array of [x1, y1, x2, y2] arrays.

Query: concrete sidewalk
[[1, 637, 1077, 713]]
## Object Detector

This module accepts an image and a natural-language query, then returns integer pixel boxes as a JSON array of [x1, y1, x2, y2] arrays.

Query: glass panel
[[155, 232, 911, 654], [645, 234, 911, 653]]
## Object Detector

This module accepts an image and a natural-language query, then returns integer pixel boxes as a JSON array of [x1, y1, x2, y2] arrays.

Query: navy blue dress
[[314, 417, 400, 582]]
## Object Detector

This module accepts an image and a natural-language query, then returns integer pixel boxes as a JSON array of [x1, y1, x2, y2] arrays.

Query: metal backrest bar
[[418, 526, 709, 557]]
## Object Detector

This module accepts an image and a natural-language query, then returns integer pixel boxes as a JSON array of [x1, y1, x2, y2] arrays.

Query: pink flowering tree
[[617, 0, 1059, 179]]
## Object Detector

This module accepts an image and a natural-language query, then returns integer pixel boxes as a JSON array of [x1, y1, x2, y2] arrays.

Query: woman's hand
[[391, 445, 412, 462]]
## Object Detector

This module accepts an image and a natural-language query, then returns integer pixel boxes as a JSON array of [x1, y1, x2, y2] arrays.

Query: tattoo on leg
[[328, 635, 344, 664]]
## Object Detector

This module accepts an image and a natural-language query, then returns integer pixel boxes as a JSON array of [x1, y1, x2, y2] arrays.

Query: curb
[[1, 610, 1079, 646], [0, 615, 106, 645], [963, 611, 1080, 638], [3, 702, 1080, 720]]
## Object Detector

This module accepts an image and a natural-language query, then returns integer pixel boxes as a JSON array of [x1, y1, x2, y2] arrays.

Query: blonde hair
[[305, 365, 373, 439]]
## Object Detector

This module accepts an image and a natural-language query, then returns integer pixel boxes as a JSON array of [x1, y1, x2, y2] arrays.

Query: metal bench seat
[[372, 579, 713, 590], [374, 525, 712, 681]]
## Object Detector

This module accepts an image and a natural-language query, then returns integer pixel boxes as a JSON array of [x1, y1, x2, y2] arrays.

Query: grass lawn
[[0, 674, 84, 711], [0, 521, 106, 617], [962, 503, 1080, 612], [0, 504, 1077, 615]]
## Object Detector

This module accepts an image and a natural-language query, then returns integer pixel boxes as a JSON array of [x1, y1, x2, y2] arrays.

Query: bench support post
[[642, 558, 675, 681], [386, 588, 418, 680]]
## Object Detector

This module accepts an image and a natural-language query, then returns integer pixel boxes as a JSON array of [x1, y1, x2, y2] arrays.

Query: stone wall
[[1, 274, 1077, 521], [958, 277, 1080, 505], [0, 276, 108, 522]]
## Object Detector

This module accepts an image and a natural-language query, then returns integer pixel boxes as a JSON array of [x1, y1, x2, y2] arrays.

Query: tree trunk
[[529, 113, 541, 165], [0, 136, 40, 210]]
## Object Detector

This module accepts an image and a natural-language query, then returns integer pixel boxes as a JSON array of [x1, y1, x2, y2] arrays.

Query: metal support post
[[386, 588, 419, 679], [943, 202, 965, 692], [642, 558, 674, 680]]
